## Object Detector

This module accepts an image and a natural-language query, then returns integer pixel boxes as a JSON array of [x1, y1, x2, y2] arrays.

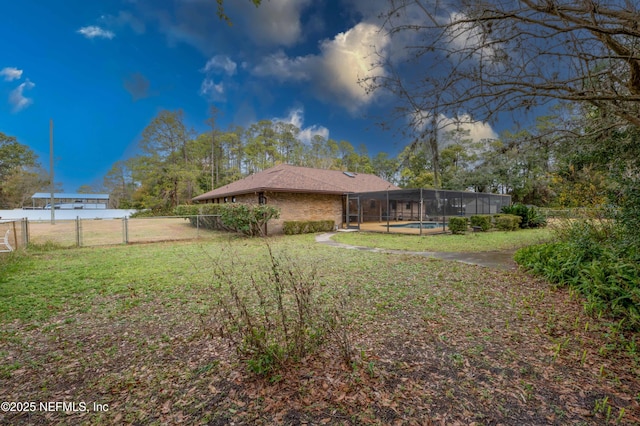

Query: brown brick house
[[192, 164, 398, 234]]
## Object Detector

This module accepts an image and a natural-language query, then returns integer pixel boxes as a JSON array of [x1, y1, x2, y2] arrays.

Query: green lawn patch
[[332, 228, 555, 252]]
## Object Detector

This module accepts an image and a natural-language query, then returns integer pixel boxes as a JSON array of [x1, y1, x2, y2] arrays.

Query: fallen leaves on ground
[[1, 252, 639, 425]]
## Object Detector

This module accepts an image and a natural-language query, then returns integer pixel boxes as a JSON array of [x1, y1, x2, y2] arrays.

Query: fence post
[[76, 216, 81, 247], [22, 218, 29, 247], [122, 217, 129, 244], [11, 221, 18, 250], [196, 215, 200, 238]]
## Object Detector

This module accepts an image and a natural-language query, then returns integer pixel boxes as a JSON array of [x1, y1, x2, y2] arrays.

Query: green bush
[[129, 207, 175, 218], [218, 204, 280, 237], [470, 215, 492, 231], [493, 214, 522, 231], [283, 220, 335, 235], [173, 205, 199, 216], [515, 220, 640, 331], [174, 203, 280, 236], [448, 217, 468, 234], [501, 204, 547, 228]]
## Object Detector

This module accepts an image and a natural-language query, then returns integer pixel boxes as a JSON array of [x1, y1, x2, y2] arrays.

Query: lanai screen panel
[[352, 188, 512, 224]]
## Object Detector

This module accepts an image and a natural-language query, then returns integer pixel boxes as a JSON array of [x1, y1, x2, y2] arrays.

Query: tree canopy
[[369, 0, 640, 128], [0, 132, 49, 209]]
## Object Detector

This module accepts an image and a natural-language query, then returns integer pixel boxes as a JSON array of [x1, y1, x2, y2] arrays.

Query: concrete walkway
[[315, 233, 517, 271]]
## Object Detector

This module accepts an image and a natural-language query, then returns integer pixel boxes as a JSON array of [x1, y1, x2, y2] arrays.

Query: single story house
[[192, 164, 399, 234]]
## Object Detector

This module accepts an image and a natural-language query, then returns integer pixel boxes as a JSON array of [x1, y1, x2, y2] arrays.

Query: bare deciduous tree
[[366, 0, 640, 128]]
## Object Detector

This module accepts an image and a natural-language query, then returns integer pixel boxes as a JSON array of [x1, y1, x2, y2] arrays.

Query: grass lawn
[[1, 233, 639, 424], [332, 227, 556, 252]]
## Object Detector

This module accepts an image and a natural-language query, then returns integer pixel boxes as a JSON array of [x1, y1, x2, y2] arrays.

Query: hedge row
[[447, 214, 522, 234], [174, 204, 280, 237], [283, 220, 335, 235]]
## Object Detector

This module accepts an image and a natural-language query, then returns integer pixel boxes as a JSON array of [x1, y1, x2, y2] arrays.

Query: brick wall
[[216, 192, 342, 235], [266, 192, 342, 234]]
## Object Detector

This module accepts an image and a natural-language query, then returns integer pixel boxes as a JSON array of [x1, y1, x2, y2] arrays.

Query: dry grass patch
[[27, 217, 225, 247]]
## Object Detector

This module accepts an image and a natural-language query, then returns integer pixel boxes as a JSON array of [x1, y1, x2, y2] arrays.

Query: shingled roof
[[193, 164, 398, 201]]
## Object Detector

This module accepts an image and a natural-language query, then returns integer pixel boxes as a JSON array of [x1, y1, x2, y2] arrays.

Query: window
[[258, 193, 267, 205], [406, 202, 411, 209], [232, 196, 236, 203], [224, 197, 228, 203]]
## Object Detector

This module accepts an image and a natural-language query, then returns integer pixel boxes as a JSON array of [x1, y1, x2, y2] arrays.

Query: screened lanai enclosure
[[344, 189, 512, 234]]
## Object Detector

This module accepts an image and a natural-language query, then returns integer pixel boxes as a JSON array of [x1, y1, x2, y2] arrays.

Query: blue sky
[[0, 0, 500, 191]]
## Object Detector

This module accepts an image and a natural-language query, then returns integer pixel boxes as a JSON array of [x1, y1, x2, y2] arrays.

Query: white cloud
[[77, 26, 115, 39], [203, 55, 237, 76], [199, 56, 237, 102], [274, 107, 330, 145], [440, 114, 498, 142], [199, 78, 225, 101], [1, 67, 23, 81], [317, 22, 390, 111], [253, 22, 390, 113], [252, 51, 313, 81], [411, 110, 497, 144], [299, 125, 330, 145], [9, 79, 35, 112]]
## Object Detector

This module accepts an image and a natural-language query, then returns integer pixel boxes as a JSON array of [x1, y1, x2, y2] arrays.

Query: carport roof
[[32, 193, 110, 200]]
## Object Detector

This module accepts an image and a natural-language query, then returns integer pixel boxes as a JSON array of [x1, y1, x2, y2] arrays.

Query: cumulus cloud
[[274, 107, 330, 145], [1, 67, 22, 81], [199, 56, 237, 102], [299, 124, 330, 145], [317, 23, 390, 110], [440, 114, 498, 142], [9, 79, 35, 112], [77, 26, 115, 39], [412, 110, 497, 144], [253, 22, 390, 113], [203, 55, 237, 76]]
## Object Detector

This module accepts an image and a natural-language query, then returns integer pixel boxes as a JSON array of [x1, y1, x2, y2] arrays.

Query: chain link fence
[[20, 215, 223, 248], [0, 219, 28, 252]]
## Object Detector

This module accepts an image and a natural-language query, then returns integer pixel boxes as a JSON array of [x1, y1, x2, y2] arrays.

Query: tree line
[[0, 102, 619, 211], [97, 103, 618, 211]]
